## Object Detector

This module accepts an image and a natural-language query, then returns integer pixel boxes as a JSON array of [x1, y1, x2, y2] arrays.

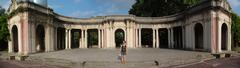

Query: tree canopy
[[129, 0, 200, 17], [0, 6, 9, 51], [0, 6, 5, 16], [232, 13, 240, 48]]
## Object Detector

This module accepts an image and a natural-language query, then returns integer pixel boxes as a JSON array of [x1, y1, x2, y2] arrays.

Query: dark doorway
[[36, 25, 45, 52], [141, 28, 153, 48], [158, 28, 168, 48], [12, 25, 18, 52], [195, 23, 204, 49], [87, 29, 98, 48], [57, 27, 65, 50], [221, 23, 228, 50], [71, 29, 81, 49], [173, 27, 183, 49], [115, 29, 125, 48]]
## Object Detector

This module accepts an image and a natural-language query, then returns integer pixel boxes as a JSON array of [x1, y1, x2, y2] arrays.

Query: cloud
[[1, 0, 11, 10], [69, 10, 97, 18], [228, 0, 240, 7], [48, 4, 64, 9], [48, 0, 65, 9]]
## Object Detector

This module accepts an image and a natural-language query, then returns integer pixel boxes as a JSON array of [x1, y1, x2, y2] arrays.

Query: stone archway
[[195, 23, 204, 50], [12, 25, 18, 52], [36, 25, 45, 52], [115, 29, 125, 48], [221, 23, 228, 50]]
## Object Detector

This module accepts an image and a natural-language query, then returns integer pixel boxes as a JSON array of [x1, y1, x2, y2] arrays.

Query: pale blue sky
[[0, 0, 240, 18]]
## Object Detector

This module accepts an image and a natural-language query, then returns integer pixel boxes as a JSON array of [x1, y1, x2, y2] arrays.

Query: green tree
[[0, 6, 9, 51], [129, 0, 199, 17], [0, 6, 5, 15], [231, 13, 240, 50]]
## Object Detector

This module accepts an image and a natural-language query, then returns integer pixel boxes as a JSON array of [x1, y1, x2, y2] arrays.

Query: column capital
[[152, 28, 158, 30], [82, 29, 88, 31]]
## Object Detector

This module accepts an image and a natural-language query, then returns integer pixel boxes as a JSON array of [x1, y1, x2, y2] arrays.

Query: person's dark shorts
[[121, 52, 126, 55]]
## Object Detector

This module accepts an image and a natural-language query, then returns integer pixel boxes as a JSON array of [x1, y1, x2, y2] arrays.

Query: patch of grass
[[232, 47, 240, 53]]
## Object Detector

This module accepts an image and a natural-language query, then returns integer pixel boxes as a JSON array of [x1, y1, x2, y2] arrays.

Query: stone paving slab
[[179, 57, 240, 68], [25, 48, 214, 68]]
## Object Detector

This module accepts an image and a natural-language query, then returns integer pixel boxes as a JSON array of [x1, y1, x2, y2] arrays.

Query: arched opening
[[221, 23, 228, 50], [71, 29, 81, 49], [12, 25, 18, 52], [36, 25, 45, 52], [141, 28, 153, 48], [57, 27, 66, 50], [158, 28, 168, 48], [195, 23, 204, 50], [87, 29, 98, 48], [115, 29, 125, 48]]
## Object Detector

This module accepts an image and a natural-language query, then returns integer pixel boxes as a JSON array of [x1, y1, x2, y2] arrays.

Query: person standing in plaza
[[120, 41, 127, 64]]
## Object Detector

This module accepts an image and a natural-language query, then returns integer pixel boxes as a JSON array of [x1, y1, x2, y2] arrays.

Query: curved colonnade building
[[7, 0, 232, 55]]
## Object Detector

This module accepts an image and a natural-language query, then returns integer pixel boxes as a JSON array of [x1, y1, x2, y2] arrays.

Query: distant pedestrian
[[120, 41, 127, 64]]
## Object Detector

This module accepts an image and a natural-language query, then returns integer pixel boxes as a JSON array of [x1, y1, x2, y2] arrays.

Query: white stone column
[[51, 27, 55, 51], [81, 30, 84, 48], [135, 29, 138, 48], [101, 29, 104, 48], [170, 28, 174, 48], [111, 28, 114, 48], [130, 22, 134, 48], [138, 28, 141, 48], [124, 28, 127, 42], [106, 22, 110, 48], [98, 29, 101, 48], [168, 28, 171, 48], [65, 29, 69, 49], [110, 22, 114, 48], [19, 24, 23, 55], [133, 28, 136, 48], [45, 27, 49, 52], [156, 29, 159, 48], [85, 29, 88, 48], [68, 29, 71, 49], [126, 28, 129, 48], [8, 41, 13, 53], [153, 29, 156, 48], [8, 31, 13, 53], [79, 30, 81, 48], [228, 24, 232, 51]]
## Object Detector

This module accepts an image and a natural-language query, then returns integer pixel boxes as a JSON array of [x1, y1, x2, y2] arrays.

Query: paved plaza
[[24, 48, 213, 68]]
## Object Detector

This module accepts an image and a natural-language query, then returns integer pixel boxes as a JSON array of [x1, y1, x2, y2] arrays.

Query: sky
[[0, 0, 240, 18]]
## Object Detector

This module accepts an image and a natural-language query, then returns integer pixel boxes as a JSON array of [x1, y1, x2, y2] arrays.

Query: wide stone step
[[72, 61, 158, 68]]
